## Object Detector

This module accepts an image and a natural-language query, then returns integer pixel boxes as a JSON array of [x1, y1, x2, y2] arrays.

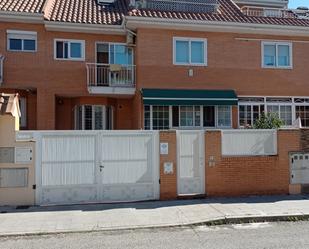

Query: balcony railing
[[131, 0, 219, 13], [241, 6, 295, 18], [86, 63, 136, 88]]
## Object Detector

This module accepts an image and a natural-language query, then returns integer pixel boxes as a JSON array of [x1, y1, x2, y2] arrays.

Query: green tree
[[253, 112, 284, 129]]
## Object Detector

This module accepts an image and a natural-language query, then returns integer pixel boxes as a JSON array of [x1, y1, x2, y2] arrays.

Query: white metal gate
[[35, 131, 159, 205], [177, 130, 205, 196], [290, 153, 309, 184]]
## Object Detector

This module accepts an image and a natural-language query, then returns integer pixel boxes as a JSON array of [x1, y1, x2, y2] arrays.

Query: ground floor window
[[239, 97, 309, 127], [74, 105, 113, 130], [217, 106, 232, 127], [266, 105, 292, 126], [144, 105, 169, 130], [296, 106, 309, 127], [144, 105, 232, 130]]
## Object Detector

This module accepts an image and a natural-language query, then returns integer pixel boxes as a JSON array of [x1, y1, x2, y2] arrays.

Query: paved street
[[1, 221, 309, 249]]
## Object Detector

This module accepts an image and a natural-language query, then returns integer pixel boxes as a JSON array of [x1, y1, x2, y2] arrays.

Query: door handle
[[99, 165, 104, 172]]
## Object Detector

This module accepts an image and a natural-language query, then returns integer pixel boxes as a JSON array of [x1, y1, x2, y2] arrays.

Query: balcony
[[241, 6, 295, 18], [86, 63, 136, 95]]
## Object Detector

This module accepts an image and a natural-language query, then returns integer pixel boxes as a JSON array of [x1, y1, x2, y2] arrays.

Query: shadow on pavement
[[1, 194, 309, 214]]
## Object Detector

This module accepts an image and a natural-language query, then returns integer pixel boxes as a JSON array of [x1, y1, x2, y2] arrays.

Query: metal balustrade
[[86, 63, 136, 88]]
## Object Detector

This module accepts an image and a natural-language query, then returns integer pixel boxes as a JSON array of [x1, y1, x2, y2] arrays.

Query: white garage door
[[290, 153, 309, 184], [35, 131, 159, 205]]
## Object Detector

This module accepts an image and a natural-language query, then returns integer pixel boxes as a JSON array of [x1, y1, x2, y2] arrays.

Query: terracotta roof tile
[[128, 0, 309, 27], [1, 0, 309, 27], [44, 0, 128, 25], [0, 0, 45, 13]]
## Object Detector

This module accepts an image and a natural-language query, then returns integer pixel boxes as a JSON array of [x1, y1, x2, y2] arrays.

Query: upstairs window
[[173, 37, 207, 66], [55, 39, 85, 61], [7, 30, 37, 52], [262, 42, 292, 68]]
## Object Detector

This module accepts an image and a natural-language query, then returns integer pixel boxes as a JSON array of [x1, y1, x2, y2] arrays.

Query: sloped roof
[[0, 0, 45, 14], [128, 0, 309, 27], [0, 0, 309, 27], [44, 0, 128, 25]]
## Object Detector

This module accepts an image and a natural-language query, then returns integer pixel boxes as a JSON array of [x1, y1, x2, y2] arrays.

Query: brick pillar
[[159, 131, 177, 200], [36, 89, 55, 130], [277, 129, 301, 194], [232, 106, 238, 129]]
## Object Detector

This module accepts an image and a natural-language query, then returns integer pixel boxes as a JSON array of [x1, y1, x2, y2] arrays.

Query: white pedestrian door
[[37, 131, 159, 205], [97, 132, 159, 202], [177, 130, 205, 196]]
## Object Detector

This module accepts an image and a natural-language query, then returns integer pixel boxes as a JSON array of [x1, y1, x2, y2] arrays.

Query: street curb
[[1, 214, 309, 238]]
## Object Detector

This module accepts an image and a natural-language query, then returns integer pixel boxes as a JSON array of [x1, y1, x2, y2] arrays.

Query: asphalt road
[[1, 221, 309, 249]]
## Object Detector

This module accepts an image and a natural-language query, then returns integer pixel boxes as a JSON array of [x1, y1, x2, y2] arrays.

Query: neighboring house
[[1, 0, 309, 130]]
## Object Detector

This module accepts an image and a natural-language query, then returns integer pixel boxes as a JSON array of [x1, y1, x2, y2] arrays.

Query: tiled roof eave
[[44, 19, 126, 34], [0, 9, 44, 22], [125, 15, 309, 36]]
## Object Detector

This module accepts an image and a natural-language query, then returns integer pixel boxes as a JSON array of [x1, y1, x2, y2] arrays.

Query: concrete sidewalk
[[1, 195, 309, 236]]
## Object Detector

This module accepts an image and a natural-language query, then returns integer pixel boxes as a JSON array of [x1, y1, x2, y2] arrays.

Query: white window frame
[[74, 105, 113, 130], [173, 37, 207, 66], [237, 96, 309, 128], [266, 103, 293, 126], [238, 102, 265, 128], [7, 30, 37, 52], [54, 39, 85, 61], [144, 105, 232, 130], [261, 41, 293, 69], [178, 105, 202, 128], [95, 42, 134, 65], [216, 106, 233, 128]]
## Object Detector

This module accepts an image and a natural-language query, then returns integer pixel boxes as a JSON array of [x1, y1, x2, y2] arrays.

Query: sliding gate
[[35, 131, 159, 205]]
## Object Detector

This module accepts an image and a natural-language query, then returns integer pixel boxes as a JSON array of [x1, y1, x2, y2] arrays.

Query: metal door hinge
[[32, 184, 36, 190], [159, 179, 161, 184]]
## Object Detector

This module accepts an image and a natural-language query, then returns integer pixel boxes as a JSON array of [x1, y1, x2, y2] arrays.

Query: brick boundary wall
[[159, 131, 178, 200], [300, 129, 309, 152], [205, 129, 301, 197]]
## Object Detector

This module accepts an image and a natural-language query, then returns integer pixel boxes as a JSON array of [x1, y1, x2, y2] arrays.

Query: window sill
[[173, 63, 208, 67], [262, 66, 293, 70], [8, 49, 36, 53], [54, 58, 85, 62]]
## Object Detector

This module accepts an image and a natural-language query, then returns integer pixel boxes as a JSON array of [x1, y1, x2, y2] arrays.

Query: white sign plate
[[160, 143, 169, 155], [164, 162, 173, 174]]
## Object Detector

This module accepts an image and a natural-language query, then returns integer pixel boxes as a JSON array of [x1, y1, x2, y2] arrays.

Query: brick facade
[[300, 129, 309, 152]]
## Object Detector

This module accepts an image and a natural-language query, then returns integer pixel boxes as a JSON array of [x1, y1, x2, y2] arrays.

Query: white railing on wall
[[221, 129, 277, 156], [241, 6, 295, 18]]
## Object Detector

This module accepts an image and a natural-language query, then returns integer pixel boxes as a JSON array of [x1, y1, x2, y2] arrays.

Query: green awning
[[141, 89, 238, 106]]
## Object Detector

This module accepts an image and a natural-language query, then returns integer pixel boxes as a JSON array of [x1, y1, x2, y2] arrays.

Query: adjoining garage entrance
[[177, 130, 205, 196], [290, 153, 309, 185], [35, 131, 159, 205]]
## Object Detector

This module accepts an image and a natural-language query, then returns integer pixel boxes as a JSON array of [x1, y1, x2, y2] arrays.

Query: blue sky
[[289, 0, 309, 8]]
